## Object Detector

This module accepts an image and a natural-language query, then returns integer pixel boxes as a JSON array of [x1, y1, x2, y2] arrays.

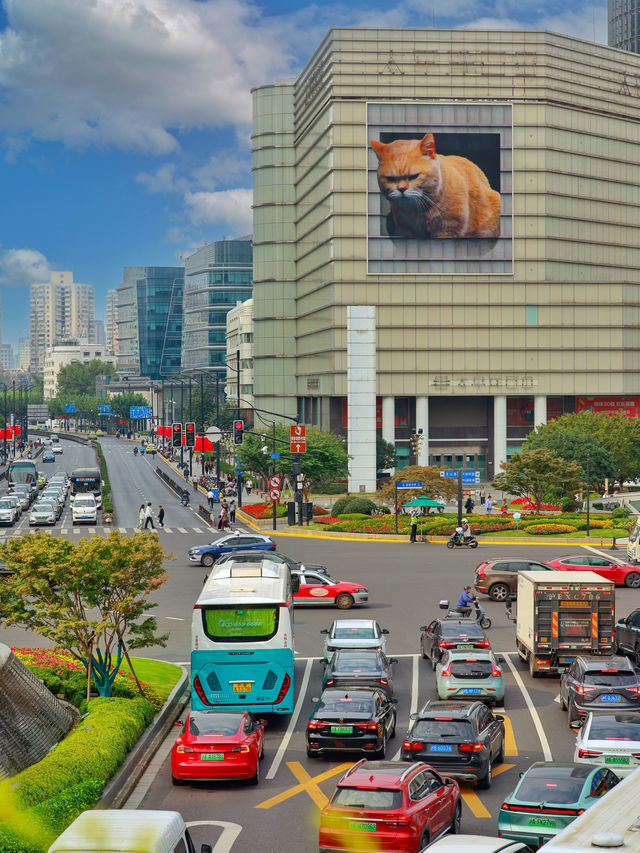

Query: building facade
[[225, 298, 254, 411], [181, 237, 253, 374], [18, 338, 29, 372], [29, 272, 95, 375], [116, 267, 183, 381], [609, 0, 640, 52], [1, 344, 13, 371], [252, 29, 640, 481], [105, 289, 118, 355], [94, 319, 105, 346], [43, 343, 116, 399]]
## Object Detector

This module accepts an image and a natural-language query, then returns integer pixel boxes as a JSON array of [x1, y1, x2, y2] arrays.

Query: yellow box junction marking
[[460, 790, 491, 819], [255, 761, 352, 810], [503, 713, 518, 757]]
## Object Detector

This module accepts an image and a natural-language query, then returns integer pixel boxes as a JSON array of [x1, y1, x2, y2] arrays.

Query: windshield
[[584, 671, 637, 686], [74, 497, 95, 507], [0, 501, 12, 509], [334, 626, 376, 639], [331, 787, 402, 810], [412, 719, 473, 739], [202, 605, 279, 642], [589, 716, 640, 741], [516, 767, 590, 804], [189, 712, 242, 736]]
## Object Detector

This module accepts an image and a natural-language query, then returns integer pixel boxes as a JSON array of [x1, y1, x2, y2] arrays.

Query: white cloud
[[135, 163, 188, 194], [0, 248, 50, 287], [184, 188, 253, 234]]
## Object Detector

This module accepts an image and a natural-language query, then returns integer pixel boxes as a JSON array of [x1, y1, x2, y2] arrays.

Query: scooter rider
[[458, 518, 472, 542], [456, 585, 477, 617], [181, 488, 190, 506]]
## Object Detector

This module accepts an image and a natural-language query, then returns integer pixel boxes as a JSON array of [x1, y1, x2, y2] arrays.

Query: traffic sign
[[290, 440, 307, 453], [439, 470, 480, 484], [269, 475, 282, 488], [290, 424, 306, 439], [97, 404, 112, 415], [269, 488, 281, 501], [65, 403, 76, 414], [270, 453, 280, 459], [130, 405, 152, 419], [290, 424, 307, 454], [206, 425, 222, 443], [396, 481, 423, 489]]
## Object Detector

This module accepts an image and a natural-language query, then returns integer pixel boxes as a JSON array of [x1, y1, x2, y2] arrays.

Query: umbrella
[[402, 497, 445, 507]]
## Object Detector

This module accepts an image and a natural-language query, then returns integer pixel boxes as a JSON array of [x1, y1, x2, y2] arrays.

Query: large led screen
[[367, 103, 513, 275]]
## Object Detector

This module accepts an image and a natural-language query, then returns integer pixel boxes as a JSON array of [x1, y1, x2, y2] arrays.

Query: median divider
[[155, 465, 187, 498]]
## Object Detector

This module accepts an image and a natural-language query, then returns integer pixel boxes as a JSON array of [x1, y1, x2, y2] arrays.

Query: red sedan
[[171, 710, 265, 785], [547, 554, 640, 587], [292, 568, 368, 609]]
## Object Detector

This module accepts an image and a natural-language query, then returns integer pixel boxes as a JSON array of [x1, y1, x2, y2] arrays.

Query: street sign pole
[[458, 470, 463, 527]]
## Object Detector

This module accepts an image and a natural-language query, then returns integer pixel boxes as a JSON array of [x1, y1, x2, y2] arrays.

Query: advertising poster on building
[[576, 396, 640, 418], [367, 102, 512, 275]]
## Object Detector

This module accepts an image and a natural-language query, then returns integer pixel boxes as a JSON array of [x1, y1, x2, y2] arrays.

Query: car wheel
[[489, 582, 510, 602], [450, 800, 462, 834], [306, 745, 317, 758], [375, 733, 387, 760], [250, 759, 260, 785], [626, 572, 640, 588], [201, 554, 215, 567], [477, 757, 492, 789], [336, 593, 354, 610], [418, 830, 430, 852], [390, 712, 396, 739], [567, 700, 579, 727]]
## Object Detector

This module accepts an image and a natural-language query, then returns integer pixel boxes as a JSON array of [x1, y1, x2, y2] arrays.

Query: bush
[[524, 523, 578, 535], [343, 497, 378, 515], [330, 497, 351, 516], [30, 780, 104, 836], [561, 498, 581, 513], [375, 505, 391, 514], [612, 506, 631, 518]]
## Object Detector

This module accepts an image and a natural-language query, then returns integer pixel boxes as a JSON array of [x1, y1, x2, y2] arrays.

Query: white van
[[48, 810, 211, 853], [71, 494, 97, 524], [627, 520, 640, 564]]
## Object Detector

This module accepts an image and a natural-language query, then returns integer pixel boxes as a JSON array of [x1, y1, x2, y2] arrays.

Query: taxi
[[291, 568, 368, 610]]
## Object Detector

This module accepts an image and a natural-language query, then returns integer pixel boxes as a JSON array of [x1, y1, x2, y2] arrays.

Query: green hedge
[[94, 441, 112, 514]]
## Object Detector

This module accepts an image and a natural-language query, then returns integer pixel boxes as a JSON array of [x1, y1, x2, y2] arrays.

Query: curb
[[98, 667, 189, 809]]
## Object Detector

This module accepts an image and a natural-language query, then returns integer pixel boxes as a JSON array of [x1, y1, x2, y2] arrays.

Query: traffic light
[[185, 422, 195, 447], [172, 422, 182, 447], [233, 419, 244, 445]]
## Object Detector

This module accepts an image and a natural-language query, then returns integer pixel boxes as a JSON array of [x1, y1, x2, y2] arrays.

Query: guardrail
[[197, 504, 213, 527], [155, 466, 186, 498]]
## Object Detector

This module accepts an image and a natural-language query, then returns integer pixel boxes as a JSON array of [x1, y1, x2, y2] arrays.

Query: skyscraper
[[18, 338, 30, 371], [116, 267, 183, 380], [609, 0, 640, 52], [94, 319, 105, 346], [1, 344, 13, 371], [105, 289, 118, 354]]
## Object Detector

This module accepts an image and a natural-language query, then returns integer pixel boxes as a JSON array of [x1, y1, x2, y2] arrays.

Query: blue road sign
[[65, 403, 76, 414], [440, 470, 480, 484], [396, 481, 423, 489], [98, 405, 112, 415], [439, 471, 457, 478], [130, 405, 152, 419], [270, 453, 280, 459]]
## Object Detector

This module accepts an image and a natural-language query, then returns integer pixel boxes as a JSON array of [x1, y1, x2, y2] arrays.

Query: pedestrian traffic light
[[172, 422, 182, 447], [185, 422, 195, 447], [233, 420, 244, 445]]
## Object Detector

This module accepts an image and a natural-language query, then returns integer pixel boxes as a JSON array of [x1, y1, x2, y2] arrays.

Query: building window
[[525, 305, 538, 325]]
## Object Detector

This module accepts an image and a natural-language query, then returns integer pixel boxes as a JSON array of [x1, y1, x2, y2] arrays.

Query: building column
[[382, 396, 395, 474], [415, 395, 429, 467], [347, 306, 377, 493], [493, 395, 507, 476], [534, 395, 547, 429]]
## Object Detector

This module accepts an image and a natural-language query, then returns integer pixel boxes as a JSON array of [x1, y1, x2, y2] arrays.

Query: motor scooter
[[446, 530, 478, 549], [439, 598, 491, 629]]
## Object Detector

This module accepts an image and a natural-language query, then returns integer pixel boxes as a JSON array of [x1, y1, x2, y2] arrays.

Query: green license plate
[[200, 753, 224, 761], [528, 818, 556, 828], [605, 756, 630, 764], [349, 822, 376, 832], [458, 644, 473, 649], [331, 726, 353, 734]]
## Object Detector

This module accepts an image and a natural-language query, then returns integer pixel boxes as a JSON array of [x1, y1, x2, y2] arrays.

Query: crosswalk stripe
[[163, 527, 173, 533], [119, 527, 127, 533], [192, 527, 203, 533], [177, 527, 187, 533]]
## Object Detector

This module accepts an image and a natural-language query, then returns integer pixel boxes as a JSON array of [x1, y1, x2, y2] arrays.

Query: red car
[[547, 555, 640, 587], [171, 710, 265, 785], [319, 759, 462, 853], [292, 568, 368, 609]]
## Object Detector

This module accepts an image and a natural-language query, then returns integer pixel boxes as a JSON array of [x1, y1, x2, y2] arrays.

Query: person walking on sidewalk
[[158, 505, 165, 527], [229, 498, 236, 524], [245, 476, 252, 495], [485, 495, 493, 515], [137, 504, 145, 531], [207, 488, 215, 509], [144, 502, 155, 529]]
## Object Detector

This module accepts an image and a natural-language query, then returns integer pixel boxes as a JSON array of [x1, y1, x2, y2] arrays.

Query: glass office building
[[181, 237, 253, 372], [609, 0, 640, 52]]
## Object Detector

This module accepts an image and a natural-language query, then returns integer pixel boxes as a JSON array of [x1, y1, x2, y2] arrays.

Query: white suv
[[72, 495, 97, 524]]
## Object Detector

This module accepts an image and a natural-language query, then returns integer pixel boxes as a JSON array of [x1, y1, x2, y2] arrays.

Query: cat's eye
[[407, 173, 420, 180], [386, 173, 420, 182]]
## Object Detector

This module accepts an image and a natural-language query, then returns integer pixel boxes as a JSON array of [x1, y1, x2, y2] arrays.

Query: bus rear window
[[202, 606, 279, 641]]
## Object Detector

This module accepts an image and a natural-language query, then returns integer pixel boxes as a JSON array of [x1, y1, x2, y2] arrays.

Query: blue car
[[188, 532, 276, 567], [42, 450, 55, 462]]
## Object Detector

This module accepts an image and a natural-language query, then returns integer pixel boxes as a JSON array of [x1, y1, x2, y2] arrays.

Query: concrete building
[[43, 343, 116, 399], [29, 272, 95, 375], [609, 0, 640, 52], [116, 267, 183, 380], [252, 28, 640, 484], [225, 298, 254, 412], [94, 319, 105, 346], [18, 338, 29, 372], [181, 237, 253, 374], [1, 344, 14, 371], [105, 289, 118, 355]]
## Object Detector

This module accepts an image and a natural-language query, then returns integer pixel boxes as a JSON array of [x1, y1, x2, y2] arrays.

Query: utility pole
[[215, 372, 221, 485], [12, 380, 15, 456], [200, 374, 205, 478]]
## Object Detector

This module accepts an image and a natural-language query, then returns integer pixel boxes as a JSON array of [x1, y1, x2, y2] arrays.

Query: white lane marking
[[392, 653, 419, 760], [265, 657, 312, 781], [119, 527, 127, 533], [163, 527, 173, 533], [185, 821, 242, 853], [165, 616, 184, 621], [502, 652, 553, 761], [554, 694, 561, 703], [178, 527, 188, 533]]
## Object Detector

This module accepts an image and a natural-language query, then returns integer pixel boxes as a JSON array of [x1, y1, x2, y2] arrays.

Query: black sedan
[[306, 688, 397, 759], [322, 649, 397, 697], [420, 618, 490, 669], [402, 700, 505, 789]]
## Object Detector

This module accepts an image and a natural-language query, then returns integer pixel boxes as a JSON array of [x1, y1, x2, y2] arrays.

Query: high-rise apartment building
[[94, 319, 105, 346], [18, 338, 29, 371], [608, 0, 640, 52], [116, 267, 183, 380], [105, 289, 118, 355], [29, 272, 95, 375], [1, 344, 13, 371], [181, 237, 253, 373]]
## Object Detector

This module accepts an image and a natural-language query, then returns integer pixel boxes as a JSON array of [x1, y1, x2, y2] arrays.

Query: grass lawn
[[120, 656, 182, 702]]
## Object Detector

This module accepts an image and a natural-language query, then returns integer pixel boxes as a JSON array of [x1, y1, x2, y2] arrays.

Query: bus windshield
[[70, 468, 101, 497], [8, 461, 37, 486]]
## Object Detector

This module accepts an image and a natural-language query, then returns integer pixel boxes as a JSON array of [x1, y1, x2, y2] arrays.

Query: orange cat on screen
[[370, 133, 501, 239]]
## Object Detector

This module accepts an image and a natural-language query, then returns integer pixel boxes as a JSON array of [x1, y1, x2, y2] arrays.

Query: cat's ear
[[420, 133, 437, 159], [370, 139, 386, 158]]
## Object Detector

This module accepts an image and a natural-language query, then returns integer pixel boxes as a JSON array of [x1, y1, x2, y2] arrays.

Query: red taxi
[[292, 569, 368, 609]]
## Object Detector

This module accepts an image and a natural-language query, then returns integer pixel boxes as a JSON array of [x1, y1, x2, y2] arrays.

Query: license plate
[[331, 726, 353, 734], [528, 818, 556, 828], [458, 644, 473, 649], [232, 683, 252, 693], [200, 753, 224, 761], [601, 694, 621, 702], [348, 822, 376, 832], [605, 755, 630, 764], [463, 688, 482, 695], [430, 743, 453, 752]]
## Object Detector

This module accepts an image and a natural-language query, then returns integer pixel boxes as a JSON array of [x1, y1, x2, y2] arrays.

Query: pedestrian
[[158, 505, 165, 527], [229, 498, 236, 524], [480, 488, 486, 506], [220, 506, 231, 530], [245, 476, 253, 495], [144, 502, 155, 529], [207, 488, 215, 509], [464, 495, 474, 514], [485, 495, 493, 515], [501, 501, 508, 515], [137, 504, 145, 530], [409, 508, 419, 543]]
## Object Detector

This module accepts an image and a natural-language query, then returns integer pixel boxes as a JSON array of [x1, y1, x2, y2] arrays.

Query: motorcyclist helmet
[[462, 518, 467, 524]]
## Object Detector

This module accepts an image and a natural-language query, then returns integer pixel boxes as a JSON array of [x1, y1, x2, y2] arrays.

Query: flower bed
[[241, 502, 288, 519], [523, 523, 578, 535]]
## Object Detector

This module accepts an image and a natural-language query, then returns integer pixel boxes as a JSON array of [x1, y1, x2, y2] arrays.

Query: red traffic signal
[[185, 422, 196, 448], [171, 422, 182, 448], [233, 420, 244, 445]]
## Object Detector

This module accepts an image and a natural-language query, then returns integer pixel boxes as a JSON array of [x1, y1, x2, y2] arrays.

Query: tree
[[376, 435, 397, 472], [377, 466, 457, 506], [110, 391, 151, 422], [56, 359, 116, 398], [0, 531, 169, 697], [524, 428, 615, 485], [492, 448, 585, 513]]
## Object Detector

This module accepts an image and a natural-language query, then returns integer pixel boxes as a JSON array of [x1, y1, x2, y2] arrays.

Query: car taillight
[[441, 665, 452, 677], [403, 740, 423, 751], [232, 744, 250, 753], [384, 817, 411, 826], [631, 752, 640, 758], [476, 565, 487, 578], [175, 745, 194, 754], [478, 640, 491, 648], [308, 720, 328, 730], [491, 664, 502, 677], [439, 641, 456, 648], [574, 685, 592, 695], [276, 673, 291, 703], [500, 802, 511, 811], [326, 679, 336, 686], [626, 685, 640, 695], [376, 679, 388, 685], [193, 676, 213, 706], [578, 749, 602, 757], [459, 743, 484, 752], [356, 722, 379, 731]]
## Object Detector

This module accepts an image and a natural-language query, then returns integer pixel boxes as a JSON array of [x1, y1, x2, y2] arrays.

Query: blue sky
[[0, 0, 607, 349]]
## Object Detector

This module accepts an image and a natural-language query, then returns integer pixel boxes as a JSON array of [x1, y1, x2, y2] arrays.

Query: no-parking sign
[[269, 488, 281, 500]]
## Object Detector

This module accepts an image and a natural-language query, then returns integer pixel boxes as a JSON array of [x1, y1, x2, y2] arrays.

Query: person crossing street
[[144, 502, 155, 530]]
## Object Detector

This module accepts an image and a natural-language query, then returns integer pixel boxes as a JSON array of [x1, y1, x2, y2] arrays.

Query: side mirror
[[439, 600, 449, 610], [320, 628, 329, 634], [410, 712, 419, 721], [617, 617, 626, 625], [390, 698, 398, 704], [389, 658, 399, 664], [445, 777, 455, 786], [419, 625, 427, 632], [494, 714, 504, 722], [382, 628, 389, 634]]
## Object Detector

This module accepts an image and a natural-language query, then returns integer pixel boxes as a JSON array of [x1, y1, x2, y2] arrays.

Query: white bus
[[191, 561, 295, 714]]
